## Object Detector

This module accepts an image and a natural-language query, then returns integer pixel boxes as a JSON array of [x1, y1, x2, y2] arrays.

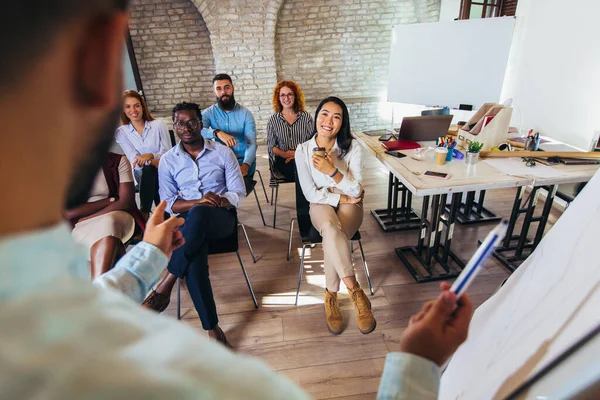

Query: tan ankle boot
[[324, 289, 344, 334], [349, 283, 376, 334]]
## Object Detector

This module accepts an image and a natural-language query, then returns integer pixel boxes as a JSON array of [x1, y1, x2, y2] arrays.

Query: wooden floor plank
[[283, 358, 385, 400]]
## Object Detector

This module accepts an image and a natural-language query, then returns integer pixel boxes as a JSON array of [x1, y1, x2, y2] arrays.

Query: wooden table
[[354, 132, 599, 281]]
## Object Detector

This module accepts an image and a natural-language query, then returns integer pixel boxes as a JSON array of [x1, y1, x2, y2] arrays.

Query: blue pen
[[450, 221, 508, 297], [534, 132, 541, 150]]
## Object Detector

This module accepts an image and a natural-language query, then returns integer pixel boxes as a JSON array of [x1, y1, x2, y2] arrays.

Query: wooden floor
[[162, 148, 564, 399]]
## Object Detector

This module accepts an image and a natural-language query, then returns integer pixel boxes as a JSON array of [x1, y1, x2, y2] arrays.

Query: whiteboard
[[387, 17, 516, 109]]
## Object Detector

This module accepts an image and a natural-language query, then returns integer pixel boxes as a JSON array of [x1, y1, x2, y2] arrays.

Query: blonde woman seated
[[295, 96, 376, 335]]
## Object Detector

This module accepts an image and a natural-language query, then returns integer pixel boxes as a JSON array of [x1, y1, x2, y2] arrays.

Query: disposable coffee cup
[[435, 147, 448, 165], [313, 147, 326, 157]]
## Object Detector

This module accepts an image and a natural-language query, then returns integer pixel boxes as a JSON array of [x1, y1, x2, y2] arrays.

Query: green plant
[[468, 141, 484, 153]]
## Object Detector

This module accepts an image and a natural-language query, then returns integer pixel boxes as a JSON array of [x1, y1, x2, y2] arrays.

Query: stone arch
[[129, 0, 216, 112], [190, 0, 287, 139]]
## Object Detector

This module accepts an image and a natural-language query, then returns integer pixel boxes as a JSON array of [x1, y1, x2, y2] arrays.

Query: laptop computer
[[395, 115, 453, 141]]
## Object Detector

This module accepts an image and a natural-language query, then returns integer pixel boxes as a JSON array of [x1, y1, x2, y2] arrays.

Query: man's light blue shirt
[[158, 139, 246, 214], [0, 224, 313, 399], [0, 224, 440, 399], [201, 102, 257, 175]]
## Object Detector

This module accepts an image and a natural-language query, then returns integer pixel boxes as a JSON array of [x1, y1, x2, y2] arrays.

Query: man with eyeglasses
[[141, 101, 246, 346], [202, 73, 257, 194]]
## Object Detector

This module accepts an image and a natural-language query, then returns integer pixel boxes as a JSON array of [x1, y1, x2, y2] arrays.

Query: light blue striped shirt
[[158, 139, 246, 214], [201, 102, 257, 175], [0, 224, 440, 399], [115, 119, 172, 169], [0, 224, 312, 399]]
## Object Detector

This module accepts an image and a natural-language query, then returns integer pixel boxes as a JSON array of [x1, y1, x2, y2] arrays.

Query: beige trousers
[[309, 202, 363, 292]]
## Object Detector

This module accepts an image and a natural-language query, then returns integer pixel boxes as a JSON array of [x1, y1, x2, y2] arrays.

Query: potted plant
[[466, 141, 484, 165]]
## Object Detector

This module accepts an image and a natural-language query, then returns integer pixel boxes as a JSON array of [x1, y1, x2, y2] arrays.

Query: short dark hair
[[172, 102, 202, 121], [0, 0, 128, 89], [312, 97, 353, 158], [213, 74, 233, 84]]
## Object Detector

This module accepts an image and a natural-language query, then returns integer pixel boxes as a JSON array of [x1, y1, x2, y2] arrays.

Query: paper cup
[[435, 147, 448, 165], [313, 147, 326, 157]]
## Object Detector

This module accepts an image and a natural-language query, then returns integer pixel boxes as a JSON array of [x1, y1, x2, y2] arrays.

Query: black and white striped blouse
[[266, 111, 314, 161]]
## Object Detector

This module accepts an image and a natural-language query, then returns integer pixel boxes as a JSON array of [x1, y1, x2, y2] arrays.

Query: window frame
[[459, 0, 504, 20]]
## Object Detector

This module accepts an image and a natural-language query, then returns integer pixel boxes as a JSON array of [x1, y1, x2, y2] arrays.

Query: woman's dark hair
[[312, 96, 352, 158]]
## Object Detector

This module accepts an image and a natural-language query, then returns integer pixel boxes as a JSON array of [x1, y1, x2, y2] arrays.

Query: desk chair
[[286, 179, 373, 305], [177, 214, 259, 320], [269, 158, 295, 228]]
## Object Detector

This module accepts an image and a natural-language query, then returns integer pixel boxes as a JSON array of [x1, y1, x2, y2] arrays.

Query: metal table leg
[[445, 190, 502, 225], [490, 185, 559, 272], [370, 172, 421, 232], [395, 193, 466, 283]]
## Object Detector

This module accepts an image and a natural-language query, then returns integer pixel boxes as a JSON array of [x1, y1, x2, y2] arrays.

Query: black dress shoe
[[142, 290, 171, 313]]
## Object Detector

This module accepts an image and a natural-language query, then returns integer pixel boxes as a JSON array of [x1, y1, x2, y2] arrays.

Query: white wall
[[501, 0, 600, 150], [439, 0, 461, 21]]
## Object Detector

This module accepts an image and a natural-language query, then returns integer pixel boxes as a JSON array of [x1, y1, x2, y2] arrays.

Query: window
[[459, 0, 518, 20]]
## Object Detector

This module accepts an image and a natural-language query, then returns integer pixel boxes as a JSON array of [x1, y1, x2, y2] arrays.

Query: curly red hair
[[121, 90, 155, 125], [271, 80, 306, 113]]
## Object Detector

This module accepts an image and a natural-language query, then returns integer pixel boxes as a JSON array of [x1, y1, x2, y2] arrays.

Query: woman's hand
[[285, 150, 295, 163], [133, 153, 153, 167], [340, 191, 364, 205], [312, 153, 336, 176]]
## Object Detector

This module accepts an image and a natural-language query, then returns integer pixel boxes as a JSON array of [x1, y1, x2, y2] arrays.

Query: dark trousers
[[273, 156, 296, 182], [167, 205, 236, 330], [137, 165, 160, 213]]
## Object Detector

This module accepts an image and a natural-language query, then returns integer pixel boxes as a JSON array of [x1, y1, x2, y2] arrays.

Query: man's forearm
[[171, 199, 201, 214]]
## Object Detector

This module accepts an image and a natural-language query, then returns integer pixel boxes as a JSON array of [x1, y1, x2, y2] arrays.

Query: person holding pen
[[0, 2, 474, 398]]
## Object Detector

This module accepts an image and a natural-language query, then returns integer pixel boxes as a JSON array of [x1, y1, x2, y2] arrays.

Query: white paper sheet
[[440, 170, 600, 399], [483, 157, 567, 178]]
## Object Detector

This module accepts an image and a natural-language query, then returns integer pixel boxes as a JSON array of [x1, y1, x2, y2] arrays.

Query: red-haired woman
[[115, 90, 171, 217], [266, 81, 313, 181]]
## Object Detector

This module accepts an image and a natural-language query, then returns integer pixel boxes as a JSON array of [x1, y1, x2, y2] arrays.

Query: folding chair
[[269, 158, 295, 228], [286, 179, 373, 305], [177, 212, 258, 320]]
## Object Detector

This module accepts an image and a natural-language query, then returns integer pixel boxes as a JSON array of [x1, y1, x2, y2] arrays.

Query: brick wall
[[276, 0, 440, 132], [128, 0, 441, 140], [129, 0, 215, 112]]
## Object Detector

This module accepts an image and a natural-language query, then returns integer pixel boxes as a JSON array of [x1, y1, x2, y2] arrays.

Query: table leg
[[446, 190, 502, 225], [370, 173, 421, 232], [491, 185, 559, 271], [396, 193, 466, 283]]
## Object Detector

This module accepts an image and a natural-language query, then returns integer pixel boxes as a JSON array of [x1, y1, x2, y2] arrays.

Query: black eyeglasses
[[173, 120, 201, 130]]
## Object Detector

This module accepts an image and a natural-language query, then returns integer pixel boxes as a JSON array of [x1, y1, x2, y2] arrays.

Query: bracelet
[[329, 168, 339, 178]]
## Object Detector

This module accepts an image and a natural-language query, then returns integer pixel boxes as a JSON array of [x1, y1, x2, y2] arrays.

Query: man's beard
[[64, 106, 121, 210], [217, 93, 236, 111]]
